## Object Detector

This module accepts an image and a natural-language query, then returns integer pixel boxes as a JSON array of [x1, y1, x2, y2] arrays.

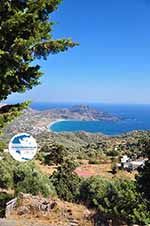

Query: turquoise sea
[[31, 103, 150, 136]]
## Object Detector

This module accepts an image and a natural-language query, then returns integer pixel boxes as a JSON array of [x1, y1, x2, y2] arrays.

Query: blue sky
[[7, 0, 150, 104]]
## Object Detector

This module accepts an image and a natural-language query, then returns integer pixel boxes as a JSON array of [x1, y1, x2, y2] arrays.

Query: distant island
[[2, 104, 121, 137]]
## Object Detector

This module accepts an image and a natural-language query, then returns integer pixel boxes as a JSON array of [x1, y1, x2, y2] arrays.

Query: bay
[[31, 102, 150, 135]]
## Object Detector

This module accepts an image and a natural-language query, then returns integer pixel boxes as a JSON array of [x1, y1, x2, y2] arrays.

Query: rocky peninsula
[[2, 105, 121, 137]]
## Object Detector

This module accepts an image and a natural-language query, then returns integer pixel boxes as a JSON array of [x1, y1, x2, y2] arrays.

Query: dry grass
[[35, 159, 136, 180], [35, 160, 57, 176], [75, 162, 136, 180]]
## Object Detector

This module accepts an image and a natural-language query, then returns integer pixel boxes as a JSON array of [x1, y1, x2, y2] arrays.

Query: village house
[[117, 155, 145, 171]]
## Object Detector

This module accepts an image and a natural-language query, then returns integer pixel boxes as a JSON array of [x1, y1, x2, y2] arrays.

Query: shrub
[[14, 162, 56, 197], [0, 154, 16, 189], [40, 144, 68, 165], [80, 176, 150, 225], [89, 159, 101, 164], [0, 193, 14, 217], [50, 159, 81, 202], [136, 140, 150, 203], [106, 149, 119, 157]]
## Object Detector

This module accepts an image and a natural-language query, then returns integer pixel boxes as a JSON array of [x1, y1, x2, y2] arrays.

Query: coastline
[[47, 118, 103, 133], [48, 119, 67, 132], [46, 117, 149, 136], [48, 118, 82, 132]]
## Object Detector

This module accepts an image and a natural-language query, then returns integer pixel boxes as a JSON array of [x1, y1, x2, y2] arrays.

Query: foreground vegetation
[[0, 130, 150, 225]]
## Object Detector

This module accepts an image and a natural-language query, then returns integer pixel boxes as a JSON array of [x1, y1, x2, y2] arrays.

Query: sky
[[7, 0, 150, 104]]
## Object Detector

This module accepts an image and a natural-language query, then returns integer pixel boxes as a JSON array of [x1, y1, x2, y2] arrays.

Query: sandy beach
[[48, 119, 67, 132]]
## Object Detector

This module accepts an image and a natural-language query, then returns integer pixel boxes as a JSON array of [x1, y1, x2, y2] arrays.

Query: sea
[[31, 102, 150, 136]]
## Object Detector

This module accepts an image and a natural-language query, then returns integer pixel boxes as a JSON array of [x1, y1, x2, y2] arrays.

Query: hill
[[1, 105, 120, 137]]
